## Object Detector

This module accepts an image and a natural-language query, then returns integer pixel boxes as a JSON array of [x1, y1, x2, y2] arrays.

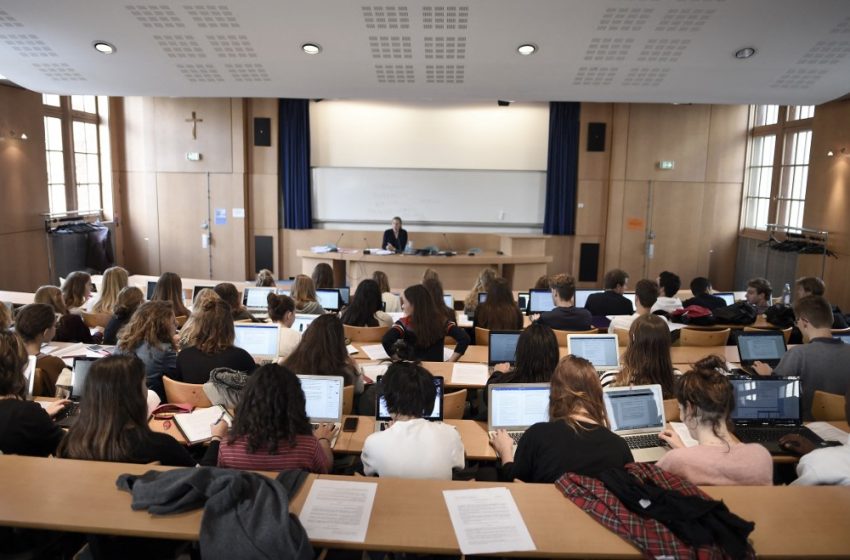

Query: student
[[745, 277, 772, 315], [421, 267, 440, 283], [382, 216, 408, 253], [533, 274, 592, 331], [682, 277, 727, 311], [340, 279, 393, 328], [422, 277, 456, 326], [491, 355, 633, 483], [753, 296, 850, 420], [372, 270, 401, 313], [361, 360, 464, 479], [601, 314, 677, 398], [651, 270, 683, 314], [174, 299, 256, 385], [255, 268, 276, 288], [463, 267, 497, 315], [34, 285, 95, 344], [585, 269, 633, 316], [116, 301, 178, 400], [91, 266, 129, 314], [214, 282, 254, 322], [103, 286, 144, 345], [795, 276, 848, 329], [177, 288, 220, 350], [608, 279, 660, 334], [283, 314, 362, 392], [474, 277, 523, 331], [657, 367, 773, 485], [290, 274, 326, 315], [311, 262, 335, 290], [151, 272, 191, 319], [14, 303, 66, 397], [267, 293, 301, 362], [0, 331, 68, 455], [62, 271, 92, 315], [532, 274, 551, 290], [382, 284, 470, 363]]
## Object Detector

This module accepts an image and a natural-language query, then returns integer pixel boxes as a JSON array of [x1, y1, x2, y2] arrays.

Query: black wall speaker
[[254, 117, 271, 147], [578, 243, 600, 283], [587, 122, 606, 152], [255, 235, 274, 273]]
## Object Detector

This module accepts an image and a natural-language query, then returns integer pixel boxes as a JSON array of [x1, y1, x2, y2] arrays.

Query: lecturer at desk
[[382, 216, 408, 253]]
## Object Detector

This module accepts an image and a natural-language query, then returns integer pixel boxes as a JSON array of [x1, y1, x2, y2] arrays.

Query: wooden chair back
[[743, 326, 792, 344], [811, 390, 847, 422], [163, 376, 212, 408], [552, 327, 597, 346], [663, 398, 681, 422], [831, 327, 850, 336], [343, 324, 389, 343], [474, 327, 490, 346], [342, 385, 354, 415], [614, 327, 630, 347], [81, 312, 111, 329], [679, 327, 731, 347], [443, 389, 467, 420]]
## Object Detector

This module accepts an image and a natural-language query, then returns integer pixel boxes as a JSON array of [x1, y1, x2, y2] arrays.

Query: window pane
[[49, 184, 67, 214], [751, 135, 775, 166], [788, 105, 815, 121], [44, 116, 63, 150], [75, 153, 87, 185], [42, 94, 61, 107], [87, 154, 100, 183], [47, 151, 65, 183], [71, 95, 97, 114], [753, 105, 779, 127]]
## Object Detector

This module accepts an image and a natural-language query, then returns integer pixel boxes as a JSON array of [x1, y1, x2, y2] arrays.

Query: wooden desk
[[0, 290, 35, 305]]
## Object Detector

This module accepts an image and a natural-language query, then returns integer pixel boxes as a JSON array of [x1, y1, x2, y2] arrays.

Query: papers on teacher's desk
[[443, 487, 536, 555], [451, 363, 489, 386], [299, 479, 377, 542], [360, 344, 390, 360]]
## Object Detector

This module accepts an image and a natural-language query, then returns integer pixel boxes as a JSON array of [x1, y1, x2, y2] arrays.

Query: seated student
[[177, 288, 220, 349], [753, 296, 850, 420], [463, 267, 497, 316], [745, 276, 772, 315], [491, 355, 633, 483], [485, 323, 560, 410], [340, 279, 393, 328], [382, 216, 408, 253], [210, 364, 335, 472], [361, 360, 465, 479], [283, 314, 362, 392], [532, 274, 551, 290], [151, 271, 191, 319], [267, 293, 301, 362], [34, 285, 95, 344], [91, 266, 128, 314], [422, 277, 456, 326], [585, 268, 633, 316], [421, 267, 440, 283], [290, 274, 326, 315], [14, 304, 66, 397], [175, 299, 256, 385], [657, 367, 772, 485], [214, 282, 254, 322], [601, 314, 677, 398], [372, 270, 401, 313], [311, 262, 335, 290], [103, 286, 144, 345], [474, 277, 524, 331], [115, 301, 178, 401], [795, 276, 848, 329], [651, 271, 684, 314], [255, 268, 276, 288], [608, 278, 660, 334], [0, 331, 68, 456], [533, 274, 592, 331], [382, 284, 470, 363], [682, 277, 727, 311], [62, 271, 92, 315]]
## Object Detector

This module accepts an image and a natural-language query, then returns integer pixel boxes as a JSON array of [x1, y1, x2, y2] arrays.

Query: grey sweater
[[773, 338, 850, 420]]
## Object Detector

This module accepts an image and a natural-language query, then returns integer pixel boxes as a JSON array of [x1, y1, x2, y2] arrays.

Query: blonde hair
[[179, 289, 220, 349], [291, 275, 318, 306], [255, 269, 276, 287], [92, 266, 129, 314], [34, 285, 67, 315], [62, 271, 91, 310]]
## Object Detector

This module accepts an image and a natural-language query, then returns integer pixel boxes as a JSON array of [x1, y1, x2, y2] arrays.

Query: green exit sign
[[658, 160, 675, 170]]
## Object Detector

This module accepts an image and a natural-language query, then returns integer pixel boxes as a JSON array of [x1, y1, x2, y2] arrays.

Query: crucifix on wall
[[185, 111, 203, 140]]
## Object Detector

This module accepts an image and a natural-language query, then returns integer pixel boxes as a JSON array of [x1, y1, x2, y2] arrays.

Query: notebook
[[487, 383, 550, 445], [575, 289, 603, 309], [292, 313, 319, 334], [714, 292, 735, 306], [375, 375, 444, 431], [528, 289, 555, 314], [174, 405, 233, 445], [567, 334, 620, 373], [233, 323, 280, 362], [316, 289, 342, 312], [55, 356, 97, 428], [488, 331, 522, 366], [517, 292, 529, 313], [736, 331, 787, 372], [297, 374, 344, 447], [603, 384, 667, 462], [243, 286, 276, 311], [443, 294, 455, 308]]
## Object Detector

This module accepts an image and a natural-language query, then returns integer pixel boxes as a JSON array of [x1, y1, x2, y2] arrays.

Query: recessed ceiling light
[[734, 47, 756, 60], [517, 43, 537, 56], [93, 41, 116, 54], [302, 43, 322, 55]]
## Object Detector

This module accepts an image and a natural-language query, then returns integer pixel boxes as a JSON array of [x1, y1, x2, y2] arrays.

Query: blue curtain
[[543, 101, 580, 235], [279, 99, 312, 229]]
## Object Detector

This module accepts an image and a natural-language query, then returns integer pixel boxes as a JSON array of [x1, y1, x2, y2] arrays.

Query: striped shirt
[[218, 434, 329, 473]]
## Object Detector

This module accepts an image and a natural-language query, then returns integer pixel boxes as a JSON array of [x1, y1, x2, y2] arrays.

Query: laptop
[[527, 289, 555, 314], [736, 331, 787, 374], [443, 293, 455, 308], [233, 323, 280, 363], [192, 284, 215, 301], [517, 292, 529, 313], [339, 287, 350, 306], [477, 292, 487, 305], [488, 331, 522, 366], [146, 281, 157, 300], [622, 292, 636, 308], [297, 374, 344, 447], [729, 376, 822, 454], [603, 384, 667, 462], [55, 356, 97, 428], [276, 288, 291, 297], [375, 375, 444, 431], [316, 289, 341, 312], [243, 287, 276, 311], [487, 383, 550, 445], [292, 313, 319, 334], [567, 334, 620, 373], [575, 289, 603, 309], [714, 292, 735, 306], [835, 334, 850, 344]]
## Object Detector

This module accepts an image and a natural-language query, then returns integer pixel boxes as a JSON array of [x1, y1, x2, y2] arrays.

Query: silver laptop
[[487, 383, 550, 445], [603, 384, 667, 462], [292, 313, 319, 334], [567, 334, 620, 373], [243, 287, 276, 311], [233, 323, 280, 362], [297, 374, 344, 447], [575, 289, 603, 309], [316, 289, 341, 312], [375, 375, 444, 432]]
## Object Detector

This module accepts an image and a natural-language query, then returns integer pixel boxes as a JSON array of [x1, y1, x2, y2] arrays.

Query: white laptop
[[316, 289, 341, 312], [243, 287, 276, 311], [603, 384, 667, 462], [233, 323, 280, 362], [487, 383, 550, 447], [375, 375, 444, 432], [297, 374, 344, 447], [714, 292, 735, 306], [622, 292, 636, 307], [292, 313, 319, 334], [575, 289, 603, 309], [527, 289, 555, 314], [567, 334, 621, 373]]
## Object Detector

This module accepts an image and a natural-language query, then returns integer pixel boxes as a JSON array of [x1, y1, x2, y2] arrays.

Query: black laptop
[[55, 356, 97, 428], [488, 331, 522, 366], [736, 331, 787, 374]]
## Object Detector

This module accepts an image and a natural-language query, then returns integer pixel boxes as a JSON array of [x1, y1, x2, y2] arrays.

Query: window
[[742, 105, 814, 231]]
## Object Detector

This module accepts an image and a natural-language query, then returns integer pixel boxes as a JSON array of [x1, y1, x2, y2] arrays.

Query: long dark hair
[[619, 314, 676, 398], [0, 331, 28, 399], [283, 314, 357, 385], [311, 263, 334, 290], [403, 284, 444, 349], [475, 277, 521, 331], [14, 303, 57, 343], [341, 279, 382, 327], [422, 278, 455, 325], [152, 272, 190, 318], [511, 323, 559, 383], [229, 364, 313, 453]]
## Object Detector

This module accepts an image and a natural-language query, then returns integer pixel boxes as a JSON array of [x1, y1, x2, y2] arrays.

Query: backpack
[[670, 305, 716, 326], [203, 367, 250, 409], [713, 302, 758, 325], [765, 303, 796, 328]]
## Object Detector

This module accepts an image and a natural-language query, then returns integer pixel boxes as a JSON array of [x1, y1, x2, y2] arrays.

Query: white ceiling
[[0, 0, 849, 104]]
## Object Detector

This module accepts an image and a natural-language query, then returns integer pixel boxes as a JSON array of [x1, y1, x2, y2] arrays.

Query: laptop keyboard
[[735, 426, 821, 444], [311, 422, 341, 447], [54, 402, 80, 424], [488, 430, 524, 444], [623, 433, 662, 450]]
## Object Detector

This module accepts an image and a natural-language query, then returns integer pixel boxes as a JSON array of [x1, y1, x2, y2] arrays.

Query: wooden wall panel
[[209, 173, 248, 281], [248, 99, 278, 175], [706, 182, 743, 290], [249, 174, 278, 231], [0, 231, 50, 291], [706, 105, 748, 184], [121, 97, 157, 173], [609, 104, 630, 182], [119, 172, 160, 274], [619, 181, 650, 281], [153, 98, 232, 174], [603, 180, 627, 272], [575, 180, 607, 237], [578, 103, 613, 181]]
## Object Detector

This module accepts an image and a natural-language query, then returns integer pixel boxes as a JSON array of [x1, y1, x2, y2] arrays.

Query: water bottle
[[782, 283, 791, 305]]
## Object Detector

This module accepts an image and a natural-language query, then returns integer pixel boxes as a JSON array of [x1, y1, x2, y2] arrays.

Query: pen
[[214, 409, 227, 425]]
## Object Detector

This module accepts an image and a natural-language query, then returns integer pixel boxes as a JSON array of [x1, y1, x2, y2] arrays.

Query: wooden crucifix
[[185, 111, 203, 140]]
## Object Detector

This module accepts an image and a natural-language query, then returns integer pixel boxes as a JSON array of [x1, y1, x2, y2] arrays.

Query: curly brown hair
[[116, 301, 175, 353], [191, 299, 236, 354]]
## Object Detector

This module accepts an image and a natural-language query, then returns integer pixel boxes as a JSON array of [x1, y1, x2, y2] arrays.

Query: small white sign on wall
[[232, 208, 245, 219]]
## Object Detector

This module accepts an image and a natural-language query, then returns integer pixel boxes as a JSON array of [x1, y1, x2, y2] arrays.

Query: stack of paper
[[299, 479, 377, 542], [443, 487, 536, 555], [360, 344, 390, 360], [451, 363, 489, 386]]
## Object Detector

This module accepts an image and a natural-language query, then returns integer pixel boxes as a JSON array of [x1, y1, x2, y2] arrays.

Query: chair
[[81, 311, 111, 329], [175, 315, 188, 328], [811, 390, 846, 421], [342, 385, 354, 415], [743, 326, 792, 344], [614, 327, 630, 347], [552, 327, 597, 346], [663, 398, 681, 422], [679, 327, 731, 347], [474, 327, 490, 346], [163, 376, 212, 408], [831, 327, 850, 336], [443, 389, 467, 420], [343, 324, 389, 343]]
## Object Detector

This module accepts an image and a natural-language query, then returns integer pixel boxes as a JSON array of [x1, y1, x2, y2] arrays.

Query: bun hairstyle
[[676, 367, 734, 440], [268, 293, 295, 322]]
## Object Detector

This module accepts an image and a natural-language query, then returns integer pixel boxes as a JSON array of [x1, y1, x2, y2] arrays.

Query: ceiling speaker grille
[[573, 66, 618, 86], [637, 38, 690, 63], [369, 35, 413, 59], [207, 34, 256, 58], [622, 67, 669, 87], [584, 37, 634, 62], [375, 64, 415, 84], [226, 63, 269, 82], [362, 6, 411, 30], [0, 34, 57, 57], [184, 5, 240, 28], [770, 68, 828, 89], [797, 40, 850, 65], [126, 5, 185, 28], [177, 63, 223, 82], [655, 8, 715, 32], [424, 36, 466, 59], [831, 16, 850, 34], [34, 62, 85, 81], [597, 8, 653, 32], [422, 6, 469, 30], [0, 10, 24, 28], [425, 64, 464, 83], [154, 35, 205, 58]]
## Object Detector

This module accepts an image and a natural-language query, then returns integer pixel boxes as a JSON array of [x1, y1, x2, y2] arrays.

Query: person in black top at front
[[490, 354, 633, 483], [585, 268, 634, 316], [682, 276, 727, 311], [534, 274, 593, 331], [381, 216, 408, 253], [103, 286, 144, 345]]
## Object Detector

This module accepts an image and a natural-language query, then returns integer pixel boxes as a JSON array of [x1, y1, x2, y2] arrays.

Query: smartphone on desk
[[343, 417, 359, 432]]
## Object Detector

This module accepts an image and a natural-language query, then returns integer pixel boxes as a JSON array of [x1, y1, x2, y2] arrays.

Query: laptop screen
[[316, 289, 341, 311], [622, 292, 636, 307], [517, 292, 529, 312], [339, 287, 350, 306], [488, 384, 550, 430], [737, 333, 786, 363], [528, 289, 554, 314], [568, 334, 620, 370], [715, 292, 735, 305], [71, 357, 96, 398], [24, 355, 37, 399], [730, 377, 801, 422], [376, 375, 443, 421], [146, 281, 157, 300], [192, 285, 215, 302], [477, 292, 487, 304], [443, 294, 454, 308], [292, 314, 319, 334], [603, 385, 665, 433], [297, 375, 343, 422], [243, 287, 275, 309], [488, 331, 521, 365], [835, 335, 850, 344], [575, 289, 603, 309], [234, 323, 280, 360]]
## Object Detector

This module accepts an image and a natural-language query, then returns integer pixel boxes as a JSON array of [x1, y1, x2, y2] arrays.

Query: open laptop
[[316, 289, 341, 312], [736, 331, 787, 375], [443, 293, 455, 308], [487, 383, 550, 445], [567, 334, 620, 373], [575, 289, 603, 309], [488, 331, 522, 366], [292, 313, 319, 334], [622, 292, 636, 308], [192, 284, 215, 301], [339, 287, 350, 306], [517, 292, 529, 313], [243, 287, 276, 311], [24, 355, 37, 399], [297, 374, 344, 447], [603, 384, 667, 462], [729, 376, 822, 454], [55, 356, 97, 428], [146, 281, 157, 300], [477, 292, 487, 305], [375, 375, 444, 431], [528, 289, 555, 315], [233, 323, 280, 363], [714, 292, 735, 306]]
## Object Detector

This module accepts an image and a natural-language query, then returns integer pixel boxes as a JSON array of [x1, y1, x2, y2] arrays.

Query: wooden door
[[156, 173, 211, 279]]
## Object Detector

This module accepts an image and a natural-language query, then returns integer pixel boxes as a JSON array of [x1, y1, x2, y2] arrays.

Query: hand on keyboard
[[45, 399, 72, 418], [489, 429, 515, 463], [313, 422, 339, 441], [658, 428, 684, 449]]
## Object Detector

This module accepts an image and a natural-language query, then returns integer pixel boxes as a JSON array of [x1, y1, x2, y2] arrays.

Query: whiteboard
[[311, 167, 546, 227]]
